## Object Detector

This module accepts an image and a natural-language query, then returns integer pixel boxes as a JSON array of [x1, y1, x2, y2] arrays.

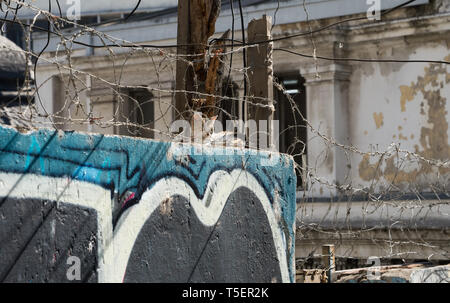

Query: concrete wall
[[296, 200, 450, 261], [333, 264, 450, 283], [0, 124, 296, 282]]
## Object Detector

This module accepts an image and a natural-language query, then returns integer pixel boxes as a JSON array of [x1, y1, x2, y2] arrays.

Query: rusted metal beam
[[175, 0, 191, 120], [175, 0, 223, 120]]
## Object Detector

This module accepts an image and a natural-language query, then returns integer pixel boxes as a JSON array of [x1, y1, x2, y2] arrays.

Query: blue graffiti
[[25, 136, 45, 174], [0, 125, 297, 282]]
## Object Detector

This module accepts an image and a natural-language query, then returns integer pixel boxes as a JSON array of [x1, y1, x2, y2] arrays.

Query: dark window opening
[[274, 74, 307, 190], [4, 22, 25, 49], [78, 16, 99, 27], [124, 88, 154, 139], [33, 19, 55, 31], [100, 14, 123, 23], [219, 80, 239, 125]]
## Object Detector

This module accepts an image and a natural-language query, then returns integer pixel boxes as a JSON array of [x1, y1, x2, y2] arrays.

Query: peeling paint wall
[[0, 125, 296, 282], [352, 46, 450, 192], [269, 2, 450, 197]]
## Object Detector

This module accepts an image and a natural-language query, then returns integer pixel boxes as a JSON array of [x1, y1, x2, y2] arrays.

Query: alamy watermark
[[169, 117, 281, 166], [66, 0, 81, 21], [66, 256, 81, 281], [367, 0, 381, 21], [366, 256, 381, 280]]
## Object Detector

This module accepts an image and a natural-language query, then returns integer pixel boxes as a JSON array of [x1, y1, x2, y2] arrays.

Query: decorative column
[[303, 63, 352, 198]]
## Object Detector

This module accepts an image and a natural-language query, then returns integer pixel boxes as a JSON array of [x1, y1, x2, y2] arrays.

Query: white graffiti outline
[[113, 169, 290, 283], [0, 172, 113, 282], [0, 170, 291, 283]]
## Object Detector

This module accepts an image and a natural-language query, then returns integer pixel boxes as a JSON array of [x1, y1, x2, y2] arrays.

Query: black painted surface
[[0, 197, 98, 283], [124, 187, 281, 283]]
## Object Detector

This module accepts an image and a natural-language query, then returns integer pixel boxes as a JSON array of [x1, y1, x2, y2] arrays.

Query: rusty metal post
[[322, 244, 336, 283], [175, 1, 223, 121]]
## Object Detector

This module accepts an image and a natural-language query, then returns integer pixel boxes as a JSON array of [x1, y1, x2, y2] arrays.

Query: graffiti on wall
[[0, 125, 296, 282]]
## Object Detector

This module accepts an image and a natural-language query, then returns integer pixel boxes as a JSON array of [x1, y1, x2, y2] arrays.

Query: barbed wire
[[1, 0, 449, 276]]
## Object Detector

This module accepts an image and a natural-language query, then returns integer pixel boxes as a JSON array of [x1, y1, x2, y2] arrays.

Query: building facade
[[5, 0, 450, 266]]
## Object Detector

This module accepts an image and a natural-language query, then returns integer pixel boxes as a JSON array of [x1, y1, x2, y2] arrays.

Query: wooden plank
[[174, 0, 191, 120], [322, 244, 336, 283], [247, 15, 274, 149]]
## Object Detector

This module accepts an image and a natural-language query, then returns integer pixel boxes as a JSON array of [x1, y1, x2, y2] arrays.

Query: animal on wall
[[189, 111, 245, 148]]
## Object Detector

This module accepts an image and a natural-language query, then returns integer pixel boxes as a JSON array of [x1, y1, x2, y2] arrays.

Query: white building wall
[[350, 44, 450, 192]]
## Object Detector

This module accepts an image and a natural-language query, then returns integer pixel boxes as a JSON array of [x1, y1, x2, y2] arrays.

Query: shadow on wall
[[0, 125, 296, 283]]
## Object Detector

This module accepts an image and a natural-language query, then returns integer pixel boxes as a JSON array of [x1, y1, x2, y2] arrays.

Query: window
[[99, 14, 123, 23], [79, 16, 99, 27], [125, 88, 155, 139], [274, 74, 307, 189], [4, 22, 25, 49]]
